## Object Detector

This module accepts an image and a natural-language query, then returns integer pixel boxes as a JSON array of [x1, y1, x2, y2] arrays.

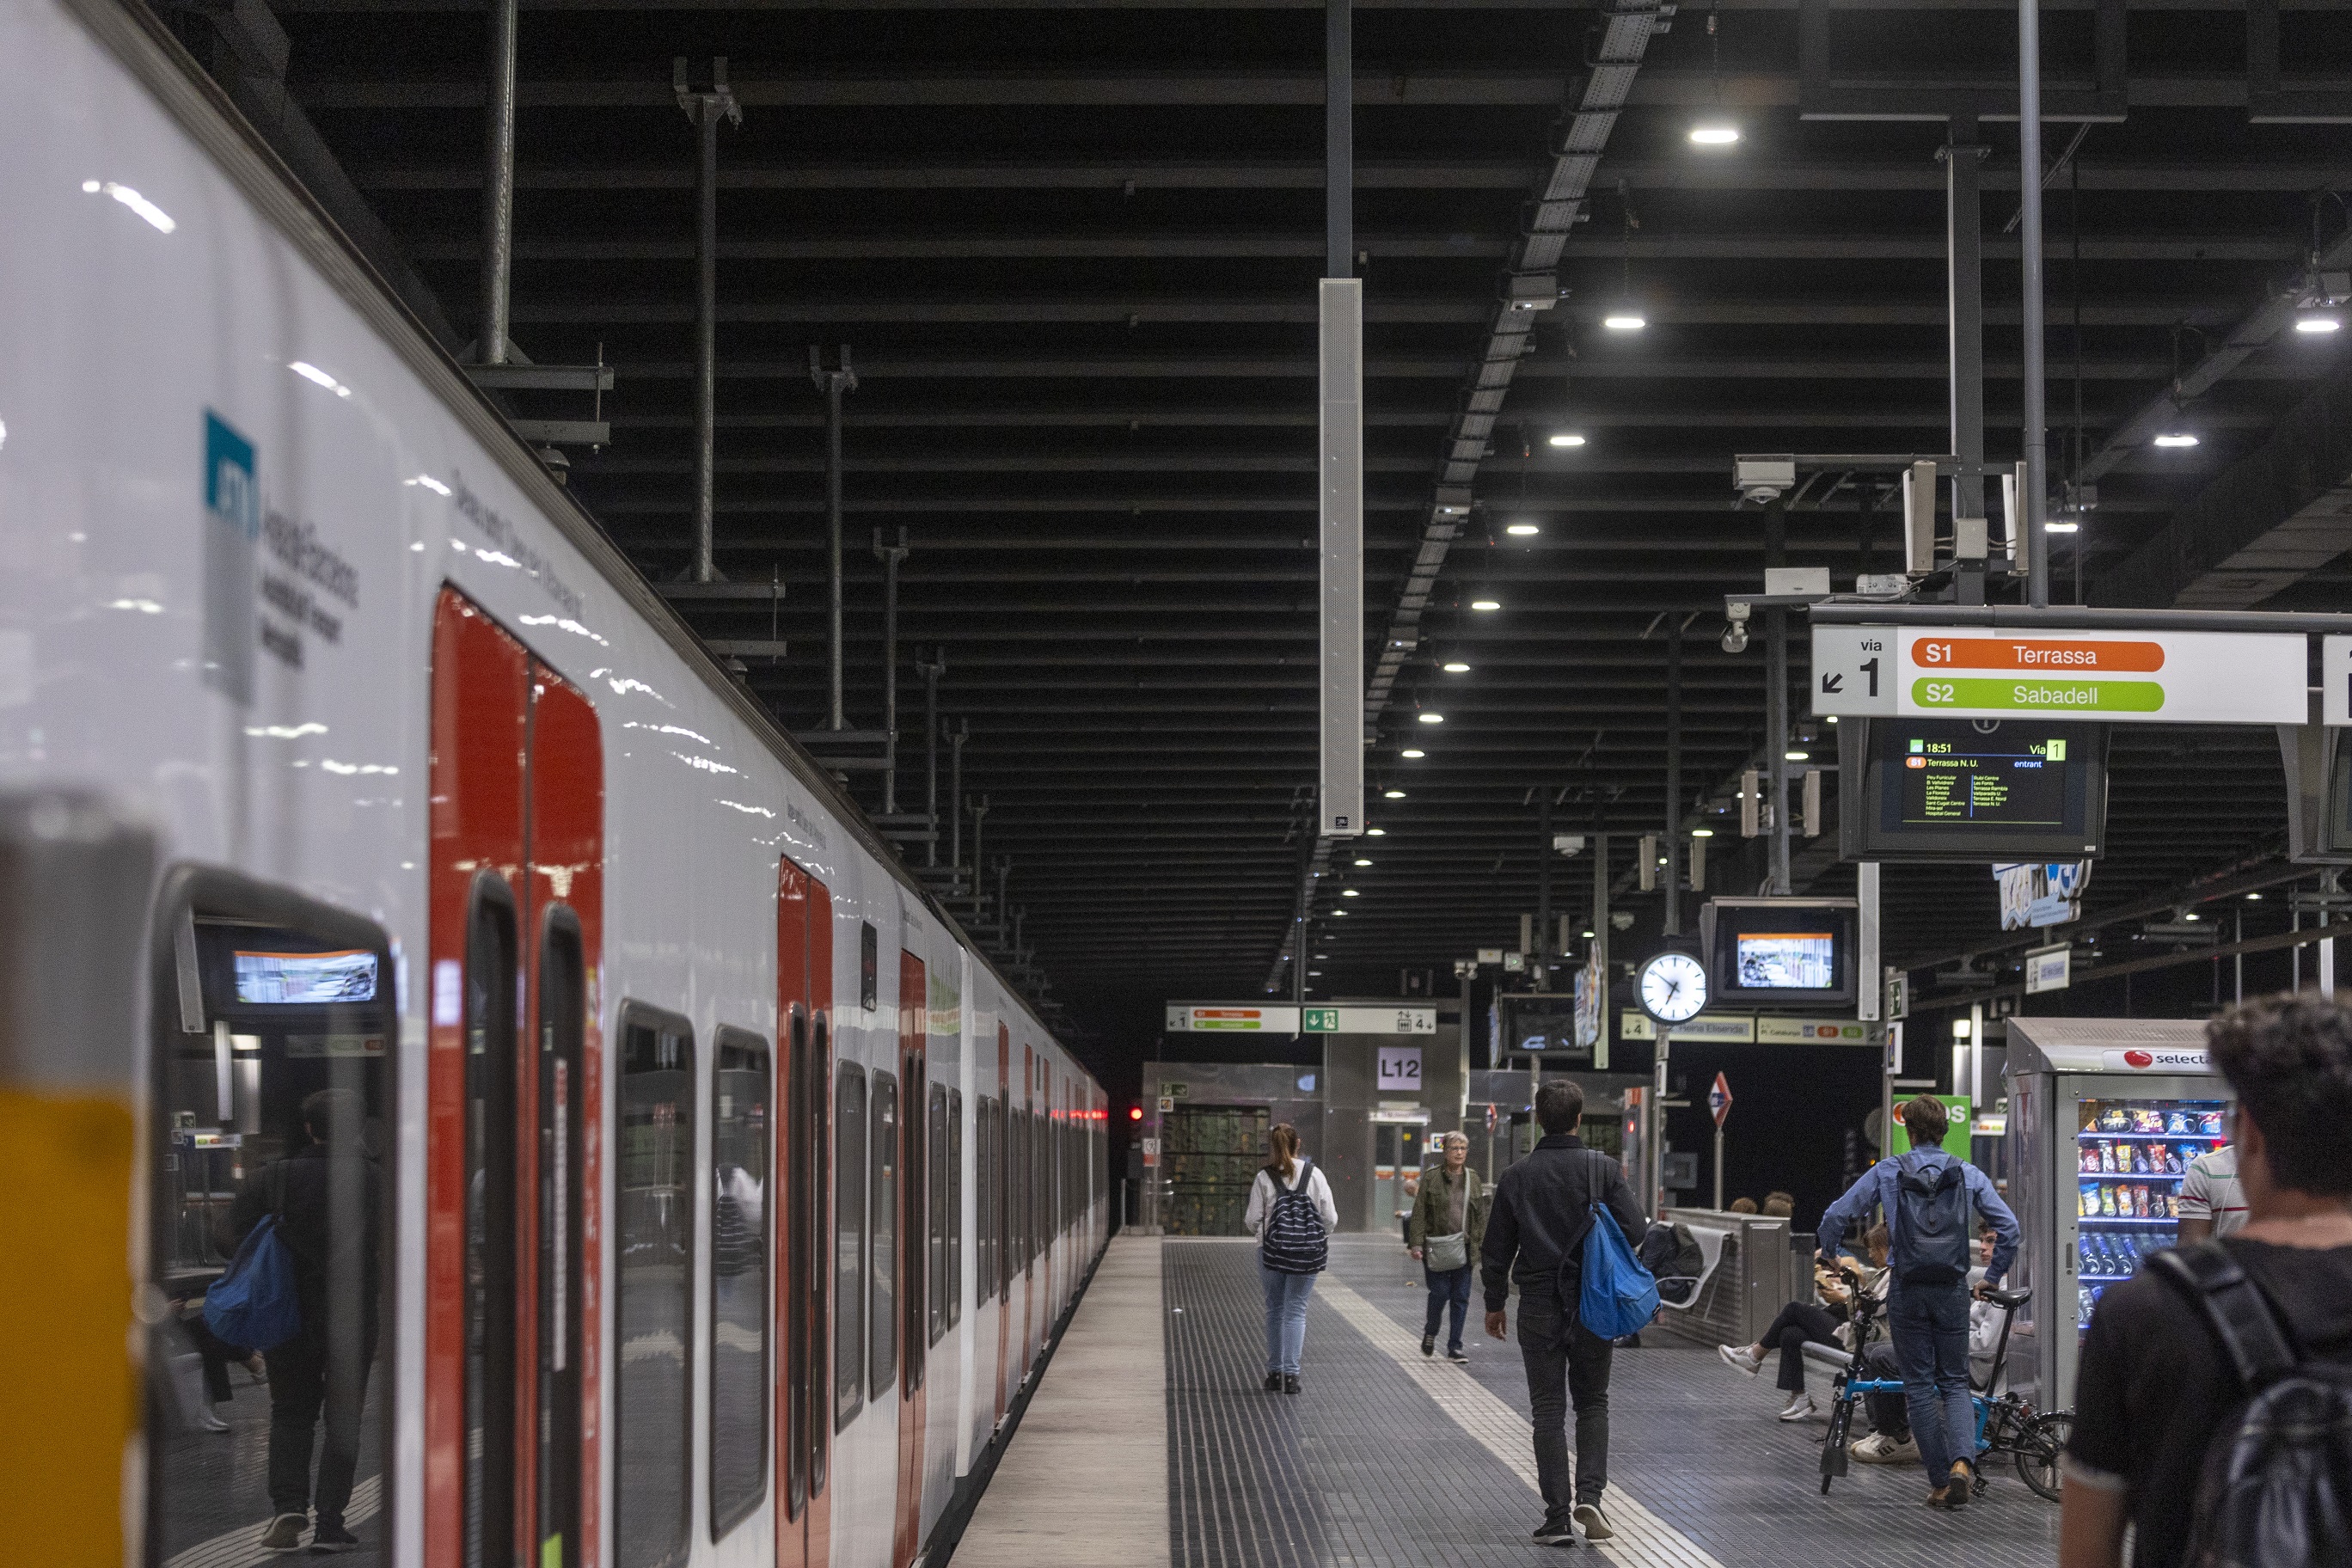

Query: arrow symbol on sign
[[1821, 673, 1844, 693]]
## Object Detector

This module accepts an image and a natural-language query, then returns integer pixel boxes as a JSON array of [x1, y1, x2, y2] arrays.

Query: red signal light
[[1129, 1106, 1143, 1122]]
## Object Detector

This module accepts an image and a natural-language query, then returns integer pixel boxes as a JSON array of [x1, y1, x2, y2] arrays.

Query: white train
[[0, 3, 1107, 1566]]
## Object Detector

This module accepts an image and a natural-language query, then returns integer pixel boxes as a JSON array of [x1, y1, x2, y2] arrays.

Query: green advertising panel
[[1890, 1093, 1972, 1160]]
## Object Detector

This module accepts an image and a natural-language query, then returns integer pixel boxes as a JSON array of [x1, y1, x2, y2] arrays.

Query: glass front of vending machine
[[2003, 1018, 2232, 1412]]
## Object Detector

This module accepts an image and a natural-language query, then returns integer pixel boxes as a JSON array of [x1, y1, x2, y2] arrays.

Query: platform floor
[[955, 1234, 2064, 1567]]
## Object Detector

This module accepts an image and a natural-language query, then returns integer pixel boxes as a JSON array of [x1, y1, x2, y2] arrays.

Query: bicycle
[[1818, 1267, 2073, 1502]]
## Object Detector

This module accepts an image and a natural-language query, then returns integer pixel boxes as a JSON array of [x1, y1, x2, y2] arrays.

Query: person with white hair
[[1407, 1130, 1491, 1362]]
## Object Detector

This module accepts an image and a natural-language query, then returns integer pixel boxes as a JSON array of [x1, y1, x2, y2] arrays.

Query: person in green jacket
[[1407, 1130, 1491, 1361]]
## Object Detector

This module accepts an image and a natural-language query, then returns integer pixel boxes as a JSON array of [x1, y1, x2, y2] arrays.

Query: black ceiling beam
[[589, 353, 2318, 383]]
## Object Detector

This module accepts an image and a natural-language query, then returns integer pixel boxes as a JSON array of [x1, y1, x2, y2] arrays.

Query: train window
[[707, 1027, 771, 1539], [927, 1083, 948, 1345], [868, 1070, 898, 1400], [148, 872, 395, 1566], [946, 1089, 964, 1329], [832, 1063, 867, 1431], [616, 1008, 695, 1568]]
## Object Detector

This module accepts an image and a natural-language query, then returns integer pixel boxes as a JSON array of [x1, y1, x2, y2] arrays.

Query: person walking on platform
[[1482, 1080, 1649, 1547], [1408, 1130, 1491, 1363], [2061, 995, 2352, 1568], [1245, 1123, 1336, 1394], [1816, 1094, 2018, 1510]]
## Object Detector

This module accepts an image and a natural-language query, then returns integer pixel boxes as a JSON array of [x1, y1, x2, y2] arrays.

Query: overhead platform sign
[[1165, 1004, 1435, 1035], [1812, 626, 2306, 725]]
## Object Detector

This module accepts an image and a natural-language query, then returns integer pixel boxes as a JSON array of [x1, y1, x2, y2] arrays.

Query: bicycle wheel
[[2014, 1412, 2073, 1502]]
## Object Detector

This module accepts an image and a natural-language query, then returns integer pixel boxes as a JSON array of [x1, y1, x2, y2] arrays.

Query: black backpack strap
[[2149, 1242, 2299, 1390]]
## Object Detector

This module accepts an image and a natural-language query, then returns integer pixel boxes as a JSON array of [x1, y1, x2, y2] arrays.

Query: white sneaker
[[1718, 1344, 1762, 1375], [1851, 1432, 1919, 1465], [1777, 1392, 1817, 1421]]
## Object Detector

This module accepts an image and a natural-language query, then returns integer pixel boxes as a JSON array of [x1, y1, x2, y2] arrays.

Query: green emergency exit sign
[[1302, 1008, 1339, 1032]]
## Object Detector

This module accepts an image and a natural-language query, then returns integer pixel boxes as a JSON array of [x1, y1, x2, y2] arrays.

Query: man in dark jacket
[[1482, 1079, 1648, 1548], [227, 1087, 383, 1554]]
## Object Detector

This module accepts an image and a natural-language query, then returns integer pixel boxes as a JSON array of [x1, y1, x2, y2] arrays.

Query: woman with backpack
[[1244, 1123, 1337, 1393]]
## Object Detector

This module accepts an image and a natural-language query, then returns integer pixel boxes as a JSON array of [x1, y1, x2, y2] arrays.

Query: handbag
[[1424, 1232, 1469, 1272]]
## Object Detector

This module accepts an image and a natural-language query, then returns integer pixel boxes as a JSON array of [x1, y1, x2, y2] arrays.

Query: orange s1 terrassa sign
[[1912, 638, 2165, 672]]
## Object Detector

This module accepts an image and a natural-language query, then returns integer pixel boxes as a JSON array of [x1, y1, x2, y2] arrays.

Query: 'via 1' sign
[[1811, 626, 2305, 726]]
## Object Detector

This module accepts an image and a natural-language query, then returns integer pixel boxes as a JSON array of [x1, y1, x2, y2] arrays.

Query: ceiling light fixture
[[1442, 661, 1471, 673], [1785, 749, 1810, 762], [1366, 827, 1386, 836], [2153, 432, 2200, 448], [1602, 314, 1646, 332], [1354, 858, 1373, 867], [1470, 598, 1501, 612], [2295, 314, 2342, 334], [1547, 433, 1586, 448], [1688, 125, 1739, 145], [1690, 828, 1714, 838], [1400, 748, 1424, 758], [2044, 520, 2080, 533], [1418, 712, 1444, 724], [1506, 523, 1540, 536], [1383, 789, 1406, 799], [1342, 888, 1360, 897]]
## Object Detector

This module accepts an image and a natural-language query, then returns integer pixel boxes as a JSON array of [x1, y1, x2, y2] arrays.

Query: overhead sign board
[[1814, 626, 2306, 725], [2024, 943, 2072, 994], [2325, 636, 2352, 725], [1163, 1004, 1436, 1034], [1375, 1045, 1424, 1094], [1620, 1011, 1877, 1044]]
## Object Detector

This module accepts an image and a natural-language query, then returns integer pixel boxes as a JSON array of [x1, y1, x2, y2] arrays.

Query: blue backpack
[[1578, 1203, 1661, 1340], [204, 1165, 303, 1351]]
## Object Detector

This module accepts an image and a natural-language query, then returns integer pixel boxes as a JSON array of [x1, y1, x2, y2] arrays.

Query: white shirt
[[2179, 1146, 2248, 1236], [1244, 1162, 1338, 1235]]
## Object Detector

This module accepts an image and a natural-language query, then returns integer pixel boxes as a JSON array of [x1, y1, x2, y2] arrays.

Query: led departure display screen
[[1736, 932, 1837, 990], [233, 947, 379, 1005], [1840, 718, 2106, 862]]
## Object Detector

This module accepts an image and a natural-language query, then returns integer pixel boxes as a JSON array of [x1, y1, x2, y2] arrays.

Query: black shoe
[[1532, 1516, 1580, 1547], [260, 1516, 308, 1554], [1445, 1348, 1469, 1363], [1263, 1372, 1282, 1392], [1283, 1374, 1301, 1394], [309, 1522, 358, 1555], [1420, 1335, 1436, 1357]]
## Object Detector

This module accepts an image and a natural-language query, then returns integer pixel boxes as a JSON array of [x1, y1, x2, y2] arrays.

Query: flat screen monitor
[[233, 947, 379, 1005], [1493, 995, 1656, 1078], [1840, 717, 2107, 863], [1702, 898, 1858, 1008]]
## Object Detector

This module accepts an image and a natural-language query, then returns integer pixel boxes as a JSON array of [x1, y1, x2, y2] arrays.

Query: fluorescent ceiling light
[[2295, 315, 2341, 334], [1602, 314, 1646, 331], [1547, 433, 1586, 448], [1690, 828, 1714, 838], [1354, 858, 1373, 867], [1366, 827, 1386, 836], [1470, 598, 1501, 611], [1400, 748, 1424, 758], [2153, 432, 2199, 448], [1442, 661, 1471, 673], [1342, 888, 1360, 897], [1383, 789, 1406, 799], [2044, 520, 2080, 533], [84, 180, 176, 233], [1689, 125, 1740, 145], [1418, 712, 1444, 724], [1506, 523, 1540, 537], [1785, 749, 1810, 761], [1332, 910, 1350, 916]]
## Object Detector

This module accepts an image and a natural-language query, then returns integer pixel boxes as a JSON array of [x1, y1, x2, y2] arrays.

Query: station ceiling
[[168, 0, 2352, 1044]]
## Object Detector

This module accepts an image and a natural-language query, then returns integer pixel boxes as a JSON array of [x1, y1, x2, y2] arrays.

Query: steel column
[[874, 527, 909, 813], [1326, 0, 1351, 278], [1943, 126, 1988, 526], [1664, 623, 1683, 936], [919, 650, 944, 866], [1766, 497, 1792, 896], [478, 0, 517, 365], [1536, 791, 1553, 988], [811, 346, 857, 727], [949, 721, 968, 874], [692, 96, 719, 581], [1590, 834, 1609, 1034], [2018, 0, 2052, 605]]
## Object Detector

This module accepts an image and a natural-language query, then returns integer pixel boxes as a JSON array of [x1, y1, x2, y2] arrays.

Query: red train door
[[891, 949, 928, 1568], [776, 862, 834, 1568], [427, 588, 603, 1568]]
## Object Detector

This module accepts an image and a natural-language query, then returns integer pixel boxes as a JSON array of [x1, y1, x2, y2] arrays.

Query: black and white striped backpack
[[1260, 1157, 1328, 1275]]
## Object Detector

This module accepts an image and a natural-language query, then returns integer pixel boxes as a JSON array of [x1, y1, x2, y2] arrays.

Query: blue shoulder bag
[[204, 1162, 303, 1351], [1577, 1169, 1661, 1339]]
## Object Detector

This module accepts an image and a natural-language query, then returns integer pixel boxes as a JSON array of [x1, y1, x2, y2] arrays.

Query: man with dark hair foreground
[[1817, 1091, 2018, 1508], [1481, 1078, 1648, 1547], [2061, 994, 2352, 1568]]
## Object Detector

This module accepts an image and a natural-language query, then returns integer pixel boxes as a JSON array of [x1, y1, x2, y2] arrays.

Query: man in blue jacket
[[1817, 1094, 2018, 1509]]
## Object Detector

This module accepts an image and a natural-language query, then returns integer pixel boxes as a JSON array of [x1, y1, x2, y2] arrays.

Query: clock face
[[1640, 952, 1710, 1023]]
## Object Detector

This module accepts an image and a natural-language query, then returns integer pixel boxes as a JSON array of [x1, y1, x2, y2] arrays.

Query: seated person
[[1717, 1223, 1892, 1421]]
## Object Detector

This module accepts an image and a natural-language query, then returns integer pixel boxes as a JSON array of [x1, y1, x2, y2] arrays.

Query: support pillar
[[918, 650, 944, 866], [673, 60, 738, 585], [478, 0, 517, 366], [2018, 0, 2052, 604], [873, 527, 908, 813], [810, 346, 856, 728], [1765, 498, 1792, 896], [1664, 625, 1683, 935]]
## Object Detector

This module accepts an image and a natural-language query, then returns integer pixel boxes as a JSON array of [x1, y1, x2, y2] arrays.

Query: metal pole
[[1536, 791, 1553, 976], [1713, 1124, 1725, 1213], [873, 527, 908, 813], [949, 721, 968, 875], [1326, 0, 1352, 278], [478, 0, 518, 366], [1590, 832, 1609, 1026], [919, 650, 943, 865], [812, 346, 855, 728], [2018, 0, 2051, 605], [1766, 498, 1792, 896], [691, 93, 719, 583], [1944, 124, 1986, 525], [1664, 624, 1683, 936]]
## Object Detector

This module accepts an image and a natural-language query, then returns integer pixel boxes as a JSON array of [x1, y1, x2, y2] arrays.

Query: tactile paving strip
[[1165, 1236, 2065, 1568]]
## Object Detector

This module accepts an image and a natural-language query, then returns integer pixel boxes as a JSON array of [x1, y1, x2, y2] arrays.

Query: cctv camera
[[1721, 622, 1749, 654]]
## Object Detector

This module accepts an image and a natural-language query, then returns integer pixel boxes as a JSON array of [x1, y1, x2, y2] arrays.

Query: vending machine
[[2003, 1017, 2233, 1411]]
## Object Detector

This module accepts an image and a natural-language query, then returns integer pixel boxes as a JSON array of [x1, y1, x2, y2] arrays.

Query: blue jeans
[[1423, 1265, 1472, 1352], [1886, 1280, 1975, 1484], [1260, 1259, 1318, 1375]]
